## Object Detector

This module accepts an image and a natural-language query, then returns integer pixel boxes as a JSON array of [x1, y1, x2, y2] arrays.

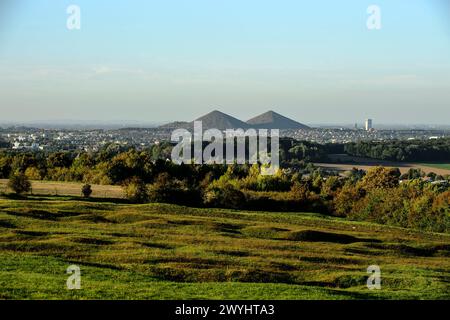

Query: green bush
[[203, 183, 246, 209], [123, 177, 149, 203], [81, 184, 93, 198], [8, 172, 31, 194], [148, 173, 200, 206], [343, 186, 449, 233]]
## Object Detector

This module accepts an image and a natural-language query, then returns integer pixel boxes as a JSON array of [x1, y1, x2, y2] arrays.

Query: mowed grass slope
[[0, 197, 449, 300]]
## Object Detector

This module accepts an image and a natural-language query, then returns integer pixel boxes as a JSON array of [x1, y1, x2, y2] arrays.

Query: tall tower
[[365, 119, 373, 131]]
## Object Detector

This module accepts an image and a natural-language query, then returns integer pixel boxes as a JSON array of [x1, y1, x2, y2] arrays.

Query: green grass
[[420, 163, 450, 171], [0, 196, 449, 300]]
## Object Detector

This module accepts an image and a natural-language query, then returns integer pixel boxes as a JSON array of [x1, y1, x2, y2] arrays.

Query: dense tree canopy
[[0, 141, 449, 232], [345, 139, 450, 162]]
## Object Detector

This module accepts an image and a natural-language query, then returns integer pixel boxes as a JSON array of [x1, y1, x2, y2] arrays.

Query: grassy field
[[420, 163, 450, 171], [315, 155, 450, 176], [315, 162, 450, 176], [0, 179, 124, 199], [0, 195, 449, 300]]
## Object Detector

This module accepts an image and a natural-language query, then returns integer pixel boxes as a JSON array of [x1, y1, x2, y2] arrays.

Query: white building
[[365, 119, 373, 131]]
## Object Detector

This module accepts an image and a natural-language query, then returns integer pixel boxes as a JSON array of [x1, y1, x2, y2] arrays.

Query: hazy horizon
[[1, 0, 449, 124], [1, 110, 450, 127], [1, 114, 450, 130]]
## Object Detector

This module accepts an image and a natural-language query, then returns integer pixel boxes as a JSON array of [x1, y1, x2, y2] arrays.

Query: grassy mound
[[0, 197, 449, 300]]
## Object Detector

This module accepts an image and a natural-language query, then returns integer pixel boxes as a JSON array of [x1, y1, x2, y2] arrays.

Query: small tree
[[203, 183, 245, 209], [333, 183, 365, 217], [320, 176, 342, 197], [24, 166, 42, 180], [290, 181, 310, 202], [81, 184, 92, 198], [148, 173, 200, 206], [8, 172, 31, 194], [359, 166, 400, 191], [123, 177, 149, 203]]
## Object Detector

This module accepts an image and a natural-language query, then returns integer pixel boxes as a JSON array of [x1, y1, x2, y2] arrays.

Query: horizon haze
[[1, 0, 449, 124]]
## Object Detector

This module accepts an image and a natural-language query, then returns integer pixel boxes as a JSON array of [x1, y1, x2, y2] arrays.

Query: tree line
[[1, 144, 449, 233], [344, 138, 450, 162], [0, 139, 337, 182]]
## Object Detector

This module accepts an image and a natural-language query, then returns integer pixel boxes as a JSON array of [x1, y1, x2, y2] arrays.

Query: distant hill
[[193, 110, 250, 130], [246, 110, 310, 129], [159, 110, 310, 130], [158, 121, 191, 130]]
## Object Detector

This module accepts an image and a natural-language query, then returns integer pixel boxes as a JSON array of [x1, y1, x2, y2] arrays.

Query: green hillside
[[0, 197, 449, 299]]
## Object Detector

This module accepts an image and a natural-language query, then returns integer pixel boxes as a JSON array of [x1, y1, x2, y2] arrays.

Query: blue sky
[[0, 0, 449, 124]]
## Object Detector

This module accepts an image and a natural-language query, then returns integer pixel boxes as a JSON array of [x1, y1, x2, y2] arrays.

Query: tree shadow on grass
[[286, 230, 382, 244], [1, 193, 130, 204]]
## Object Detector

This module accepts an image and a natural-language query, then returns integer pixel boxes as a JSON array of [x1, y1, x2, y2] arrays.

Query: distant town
[[1, 111, 449, 152]]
